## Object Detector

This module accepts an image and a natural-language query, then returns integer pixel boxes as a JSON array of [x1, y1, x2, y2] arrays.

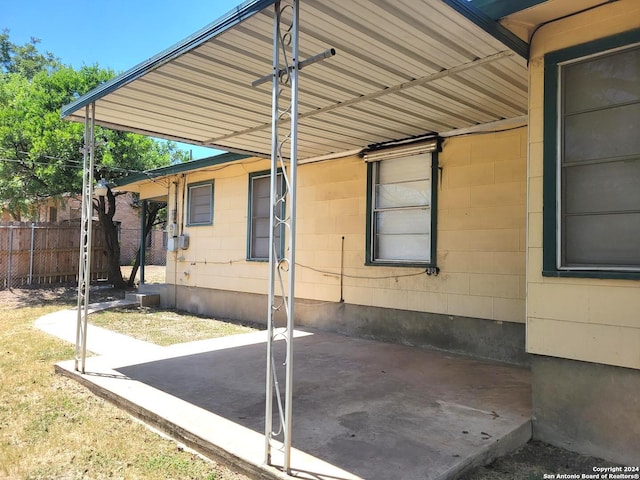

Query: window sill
[[365, 260, 437, 269], [542, 270, 640, 280], [246, 258, 269, 263]]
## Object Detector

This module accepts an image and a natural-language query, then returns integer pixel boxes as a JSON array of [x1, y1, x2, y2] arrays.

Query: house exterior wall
[[527, 0, 640, 371], [527, 1, 640, 464], [141, 128, 527, 363]]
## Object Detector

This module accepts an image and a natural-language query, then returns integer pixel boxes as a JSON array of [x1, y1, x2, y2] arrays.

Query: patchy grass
[[0, 300, 251, 480], [89, 307, 260, 346]]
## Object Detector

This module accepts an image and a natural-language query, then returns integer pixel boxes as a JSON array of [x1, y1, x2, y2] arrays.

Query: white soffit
[[62, 0, 528, 160]]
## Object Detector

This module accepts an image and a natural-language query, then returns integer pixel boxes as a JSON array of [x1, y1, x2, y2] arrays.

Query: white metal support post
[[75, 103, 97, 373], [264, 0, 299, 473]]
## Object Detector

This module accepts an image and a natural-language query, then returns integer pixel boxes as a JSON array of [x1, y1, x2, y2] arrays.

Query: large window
[[187, 181, 213, 226], [544, 34, 640, 277], [366, 143, 438, 267], [248, 172, 284, 261]]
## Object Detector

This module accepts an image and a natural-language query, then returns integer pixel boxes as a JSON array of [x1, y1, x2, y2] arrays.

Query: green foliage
[[0, 29, 59, 79], [0, 30, 186, 220]]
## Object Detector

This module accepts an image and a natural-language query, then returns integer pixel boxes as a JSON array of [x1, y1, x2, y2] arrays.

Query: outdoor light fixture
[[94, 178, 108, 197]]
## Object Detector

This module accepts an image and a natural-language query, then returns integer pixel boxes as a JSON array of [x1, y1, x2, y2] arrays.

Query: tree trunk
[[95, 188, 127, 289], [127, 202, 163, 287]]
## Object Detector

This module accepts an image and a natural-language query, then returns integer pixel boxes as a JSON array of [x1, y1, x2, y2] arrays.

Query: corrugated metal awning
[[62, 0, 529, 160]]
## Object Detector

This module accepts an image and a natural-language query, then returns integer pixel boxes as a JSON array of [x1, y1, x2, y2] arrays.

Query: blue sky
[[3, 0, 245, 159]]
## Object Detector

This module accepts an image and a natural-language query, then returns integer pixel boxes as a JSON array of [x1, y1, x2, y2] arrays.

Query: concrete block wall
[[167, 160, 273, 294], [527, 0, 640, 371], [162, 127, 527, 325], [524, 1, 640, 464]]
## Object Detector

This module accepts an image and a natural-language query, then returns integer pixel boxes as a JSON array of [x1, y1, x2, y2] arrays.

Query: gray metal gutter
[[115, 152, 251, 187], [61, 0, 276, 119], [441, 0, 530, 58]]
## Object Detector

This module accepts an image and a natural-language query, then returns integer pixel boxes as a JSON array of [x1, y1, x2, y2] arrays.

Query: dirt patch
[[0, 284, 127, 309], [459, 441, 621, 479]]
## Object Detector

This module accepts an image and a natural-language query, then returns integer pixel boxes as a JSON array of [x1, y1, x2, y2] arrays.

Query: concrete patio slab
[[53, 322, 532, 480]]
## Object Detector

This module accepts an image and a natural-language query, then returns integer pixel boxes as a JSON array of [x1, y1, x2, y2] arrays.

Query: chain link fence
[[0, 223, 109, 289], [119, 228, 167, 266]]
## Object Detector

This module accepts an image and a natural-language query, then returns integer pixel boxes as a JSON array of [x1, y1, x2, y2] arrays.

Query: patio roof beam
[[440, 114, 528, 137], [207, 49, 514, 144]]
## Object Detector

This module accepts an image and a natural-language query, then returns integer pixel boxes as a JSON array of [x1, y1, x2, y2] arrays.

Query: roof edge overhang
[[470, 0, 547, 20], [115, 152, 252, 188], [61, 0, 276, 119], [441, 0, 530, 58]]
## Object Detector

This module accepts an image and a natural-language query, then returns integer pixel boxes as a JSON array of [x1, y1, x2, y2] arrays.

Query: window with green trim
[[187, 181, 213, 226], [365, 144, 438, 267], [544, 33, 640, 276], [248, 172, 284, 260]]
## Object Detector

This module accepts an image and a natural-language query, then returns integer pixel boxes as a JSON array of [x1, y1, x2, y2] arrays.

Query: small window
[[49, 206, 57, 223], [187, 182, 213, 226], [366, 144, 438, 266], [248, 172, 284, 260]]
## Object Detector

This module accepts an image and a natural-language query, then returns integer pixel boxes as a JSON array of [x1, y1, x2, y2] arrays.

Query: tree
[[126, 201, 166, 287], [0, 31, 188, 288], [1, 29, 59, 79]]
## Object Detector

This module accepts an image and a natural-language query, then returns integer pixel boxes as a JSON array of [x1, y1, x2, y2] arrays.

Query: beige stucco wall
[[141, 127, 527, 325], [527, 0, 640, 369]]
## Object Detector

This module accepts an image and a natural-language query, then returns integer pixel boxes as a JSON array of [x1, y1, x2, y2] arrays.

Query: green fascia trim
[[364, 162, 374, 265], [115, 152, 251, 187], [186, 180, 214, 227], [542, 51, 559, 273], [430, 152, 439, 269], [542, 28, 640, 275], [440, 0, 529, 58], [544, 27, 640, 66], [61, 0, 276, 118], [246, 169, 284, 261], [470, 0, 547, 20]]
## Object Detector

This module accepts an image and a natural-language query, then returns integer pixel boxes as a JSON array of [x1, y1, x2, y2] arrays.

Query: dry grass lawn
[[0, 292, 251, 480], [89, 308, 259, 346]]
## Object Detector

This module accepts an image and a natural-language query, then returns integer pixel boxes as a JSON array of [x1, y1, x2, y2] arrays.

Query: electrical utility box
[[178, 234, 189, 250]]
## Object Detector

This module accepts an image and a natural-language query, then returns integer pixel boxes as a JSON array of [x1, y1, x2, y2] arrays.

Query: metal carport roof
[[61, 0, 529, 160]]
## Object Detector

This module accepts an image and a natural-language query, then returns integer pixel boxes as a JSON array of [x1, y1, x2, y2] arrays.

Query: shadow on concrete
[[115, 331, 531, 480]]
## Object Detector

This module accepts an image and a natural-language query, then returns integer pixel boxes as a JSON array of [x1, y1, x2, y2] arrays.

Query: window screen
[[560, 45, 640, 269], [187, 182, 213, 226], [370, 153, 434, 264], [249, 173, 283, 260]]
